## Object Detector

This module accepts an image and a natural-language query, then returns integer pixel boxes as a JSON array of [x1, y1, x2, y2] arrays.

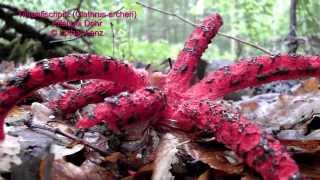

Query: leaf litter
[[2, 59, 320, 179]]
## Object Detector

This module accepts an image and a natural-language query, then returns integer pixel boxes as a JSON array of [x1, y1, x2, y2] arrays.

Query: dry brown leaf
[[238, 92, 320, 132], [305, 129, 320, 140], [7, 106, 25, 117], [50, 159, 114, 180], [279, 139, 320, 153], [31, 102, 54, 124], [152, 133, 181, 180], [293, 78, 320, 94], [138, 163, 154, 173], [184, 143, 244, 175], [105, 152, 125, 163], [121, 163, 153, 180], [197, 169, 210, 180], [50, 144, 84, 160], [239, 101, 258, 111], [6, 106, 31, 124]]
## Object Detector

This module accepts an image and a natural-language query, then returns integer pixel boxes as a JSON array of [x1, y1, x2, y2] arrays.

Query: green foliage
[[1, 0, 319, 64], [94, 37, 180, 65], [298, 0, 320, 35]]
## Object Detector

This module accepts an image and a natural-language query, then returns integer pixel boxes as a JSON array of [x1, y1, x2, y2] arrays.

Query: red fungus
[[187, 54, 320, 99], [0, 54, 147, 139], [0, 13, 313, 179]]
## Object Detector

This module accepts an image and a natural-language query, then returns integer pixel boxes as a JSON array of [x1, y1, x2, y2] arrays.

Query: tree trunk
[[287, 0, 298, 53]]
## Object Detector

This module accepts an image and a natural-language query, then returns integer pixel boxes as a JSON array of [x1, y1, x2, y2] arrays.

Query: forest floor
[[1, 59, 320, 180]]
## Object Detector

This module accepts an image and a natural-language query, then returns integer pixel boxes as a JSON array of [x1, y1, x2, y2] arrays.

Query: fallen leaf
[[105, 152, 124, 163], [0, 135, 22, 172], [293, 78, 320, 94], [238, 92, 320, 132], [239, 101, 259, 111], [293, 154, 320, 178], [50, 159, 114, 180], [184, 143, 244, 175], [152, 133, 181, 180], [279, 139, 320, 153], [122, 163, 153, 180], [198, 169, 210, 180], [6, 106, 31, 125], [50, 144, 84, 160], [31, 102, 54, 124]]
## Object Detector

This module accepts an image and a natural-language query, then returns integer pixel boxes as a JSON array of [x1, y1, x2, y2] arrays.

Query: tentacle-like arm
[[186, 54, 320, 99], [165, 13, 223, 92], [0, 54, 147, 140], [76, 87, 166, 131], [48, 69, 163, 115], [48, 80, 119, 114], [171, 100, 300, 180]]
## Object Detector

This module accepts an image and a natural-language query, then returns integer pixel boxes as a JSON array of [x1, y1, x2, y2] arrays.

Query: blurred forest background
[[0, 0, 319, 67]]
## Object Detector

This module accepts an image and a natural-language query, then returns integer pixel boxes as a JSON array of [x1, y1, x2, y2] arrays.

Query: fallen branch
[[24, 120, 109, 156]]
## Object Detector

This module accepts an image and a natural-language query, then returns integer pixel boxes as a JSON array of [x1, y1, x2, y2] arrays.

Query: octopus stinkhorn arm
[[48, 78, 145, 115], [48, 70, 166, 115], [165, 13, 223, 92], [48, 80, 118, 114], [76, 87, 166, 131], [0, 54, 147, 140], [171, 99, 300, 180], [186, 54, 320, 99]]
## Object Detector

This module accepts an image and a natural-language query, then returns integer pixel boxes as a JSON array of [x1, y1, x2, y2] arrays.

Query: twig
[[110, 22, 115, 57], [217, 32, 272, 55], [49, 25, 96, 44], [24, 121, 109, 156], [145, 63, 151, 70], [136, 1, 273, 55], [74, 0, 84, 22], [137, 1, 197, 26], [60, 82, 78, 90], [160, 58, 172, 69]]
